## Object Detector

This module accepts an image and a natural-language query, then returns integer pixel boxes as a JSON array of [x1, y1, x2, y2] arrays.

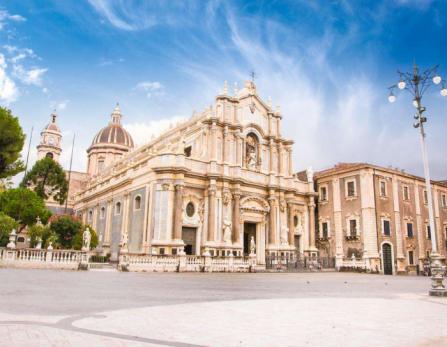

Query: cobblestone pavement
[[0, 269, 446, 346]]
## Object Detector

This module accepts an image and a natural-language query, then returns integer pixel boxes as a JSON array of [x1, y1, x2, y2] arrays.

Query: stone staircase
[[89, 262, 118, 272]]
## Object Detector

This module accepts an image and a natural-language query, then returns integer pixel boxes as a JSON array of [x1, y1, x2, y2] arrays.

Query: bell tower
[[37, 112, 62, 162]]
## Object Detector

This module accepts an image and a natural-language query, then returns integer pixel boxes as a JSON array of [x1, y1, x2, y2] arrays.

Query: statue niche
[[245, 133, 260, 170]]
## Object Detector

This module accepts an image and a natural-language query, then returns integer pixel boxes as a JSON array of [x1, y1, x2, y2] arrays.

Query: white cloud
[[125, 116, 187, 146], [0, 10, 26, 30], [134, 81, 164, 98], [0, 53, 18, 104], [13, 65, 47, 86], [50, 100, 69, 111]]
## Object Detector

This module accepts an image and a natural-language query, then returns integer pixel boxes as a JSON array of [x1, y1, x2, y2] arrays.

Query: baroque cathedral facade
[[39, 81, 317, 264], [37, 80, 446, 272]]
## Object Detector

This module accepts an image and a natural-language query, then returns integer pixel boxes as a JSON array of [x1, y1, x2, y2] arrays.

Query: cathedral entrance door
[[382, 243, 393, 275], [294, 235, 300, 255], [243, 222, 257, 256], [182, 227, 197, 255]]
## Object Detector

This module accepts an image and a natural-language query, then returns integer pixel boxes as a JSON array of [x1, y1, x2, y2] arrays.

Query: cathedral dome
[[90, 104, 134, 149]]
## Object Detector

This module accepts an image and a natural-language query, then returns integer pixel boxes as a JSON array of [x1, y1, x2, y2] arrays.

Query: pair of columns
[[206, 186, 241, 244]]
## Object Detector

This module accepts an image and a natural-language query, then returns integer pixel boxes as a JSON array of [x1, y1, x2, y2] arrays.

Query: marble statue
[[82, 228, 91, 251], [280, 226, 289, 245], [222, 220, 232, 244], [250, 236, 256, 255]]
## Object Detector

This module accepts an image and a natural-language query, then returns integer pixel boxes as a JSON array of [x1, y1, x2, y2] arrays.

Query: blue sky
[[0, 0, 446, 181]]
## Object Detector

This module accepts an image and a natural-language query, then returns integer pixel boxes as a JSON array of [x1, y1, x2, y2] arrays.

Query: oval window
[[186, 202, 195, 217]]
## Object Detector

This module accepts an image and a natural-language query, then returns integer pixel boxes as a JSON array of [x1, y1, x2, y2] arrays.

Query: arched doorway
[[382, 243, 393, 275]]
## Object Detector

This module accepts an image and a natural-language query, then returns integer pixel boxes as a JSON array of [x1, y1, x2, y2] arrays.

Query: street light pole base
[[429, 289, 447, 297], [429, 252, 446, 297]]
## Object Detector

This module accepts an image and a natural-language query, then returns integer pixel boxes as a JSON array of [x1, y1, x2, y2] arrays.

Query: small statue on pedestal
[[250, 236, 256, 255], [82, 228, 91, 251]]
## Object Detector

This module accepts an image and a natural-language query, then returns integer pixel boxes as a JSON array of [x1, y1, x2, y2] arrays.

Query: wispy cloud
[[134, 81, 164, 99], [125, 115, 186, 146], [0, 9, 26, 30], [13, 65, 47, 86], [87, 0, 198, 31]]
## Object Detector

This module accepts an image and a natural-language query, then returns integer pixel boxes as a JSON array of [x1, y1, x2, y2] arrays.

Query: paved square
[[0, 269, 446, 346]]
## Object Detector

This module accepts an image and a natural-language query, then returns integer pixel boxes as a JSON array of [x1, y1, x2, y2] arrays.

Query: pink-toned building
[[314, 163, 447, 275]]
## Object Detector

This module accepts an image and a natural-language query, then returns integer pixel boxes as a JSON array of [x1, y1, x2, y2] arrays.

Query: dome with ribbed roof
[[90, 104, 134, 149]]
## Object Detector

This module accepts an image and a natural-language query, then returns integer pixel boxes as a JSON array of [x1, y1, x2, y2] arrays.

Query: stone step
[[89, 262, 118, 271]]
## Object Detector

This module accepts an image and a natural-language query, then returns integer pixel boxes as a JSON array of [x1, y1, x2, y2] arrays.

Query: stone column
[[232, 191, 241, 243], [172, 184, 184, 240], [287, 203, 294, 246], [104, 199, 113, 244], [235, 131, 242, 167], [210, 121, 217, 161], [223, 126, 229, 164], [268, 195, 276, 245], [308, 199, 316, 250], [278, 143, 283, 175], [288, 148, 293, 176], [207, 185, 217, 241], [269, 139, 275, 174]]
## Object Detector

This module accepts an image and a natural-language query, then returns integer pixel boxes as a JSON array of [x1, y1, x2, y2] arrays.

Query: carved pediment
[[240, 196, 270, 213]]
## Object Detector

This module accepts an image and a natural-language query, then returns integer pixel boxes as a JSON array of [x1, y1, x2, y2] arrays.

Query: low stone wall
[[119, 253, 257, 273], [0, 247, 87, 270]]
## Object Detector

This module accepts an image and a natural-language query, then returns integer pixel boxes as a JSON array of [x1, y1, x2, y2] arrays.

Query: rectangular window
[[349, 219, 357, 237], [403, 186, 410, 201], [347, 181, 356, 197], [322, 222, 328, 239], [184, 146, 192, 157], [423, 190, 428, 204], [320, 186, 327, 201], [427, 225, 431, 240], [383, 220, 391, 236], [408, 251, 414, 265], [380, 181, 387, 197], [407, 223, 414, 238], [442, 194, 447, 208]]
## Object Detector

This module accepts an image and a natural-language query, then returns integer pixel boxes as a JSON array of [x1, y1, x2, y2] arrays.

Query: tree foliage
[[0, 212, 18, 247], [49, 215, 82, 249], [21, 157, 68, 205], [27, 223, 57, 248], [0, 107, 25, 179], [0, 188, 51, 228]]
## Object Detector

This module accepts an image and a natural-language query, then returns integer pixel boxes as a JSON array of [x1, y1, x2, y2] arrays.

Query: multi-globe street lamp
[[388, 63, 447, 296]]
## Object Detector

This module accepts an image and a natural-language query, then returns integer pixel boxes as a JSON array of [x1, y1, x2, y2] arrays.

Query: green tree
[[72, 225, 98, 250], [49, 215, 82, 249], [27, 223, 57, 248], [0, 212, 18, 247], [0, 188, 51, 229], [21, 157, 68, 205], [0, 107, 25, 179]]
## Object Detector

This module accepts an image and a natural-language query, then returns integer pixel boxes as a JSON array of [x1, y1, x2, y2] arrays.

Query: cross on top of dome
[[111, 102, 122, 124]]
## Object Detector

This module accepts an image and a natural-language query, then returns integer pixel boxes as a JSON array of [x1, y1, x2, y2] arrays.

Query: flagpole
[[64, 133, 75, 214]]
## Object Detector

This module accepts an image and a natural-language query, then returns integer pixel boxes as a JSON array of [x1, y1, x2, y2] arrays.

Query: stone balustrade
[[339, 257, 368, 270], [0, 247, 88, 270], [120, 253, 256, 273]]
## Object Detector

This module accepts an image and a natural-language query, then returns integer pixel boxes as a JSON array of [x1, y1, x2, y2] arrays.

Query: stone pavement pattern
[[0, 269, 446, 346]]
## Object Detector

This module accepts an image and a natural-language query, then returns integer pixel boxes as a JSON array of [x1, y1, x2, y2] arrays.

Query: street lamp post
[[388, 63, 447, 296]]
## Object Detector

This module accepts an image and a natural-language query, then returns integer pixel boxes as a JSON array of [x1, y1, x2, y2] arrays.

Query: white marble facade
[[73, 81, 317, 264]]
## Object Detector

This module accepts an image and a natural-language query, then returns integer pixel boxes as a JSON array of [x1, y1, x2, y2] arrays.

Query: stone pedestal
[[429, 253, 447, 297]]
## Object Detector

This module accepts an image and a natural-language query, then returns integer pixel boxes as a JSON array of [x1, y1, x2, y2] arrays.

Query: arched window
[[245, 133, 260, 169], [134, 195, 141, 210], [88, 210, 93, 222], [46, 152, 54, 159], [100, 207, 105, 219], [17, 237, 25, 243], [97, 158, 105, 173], [115, 202, 121, 215]]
